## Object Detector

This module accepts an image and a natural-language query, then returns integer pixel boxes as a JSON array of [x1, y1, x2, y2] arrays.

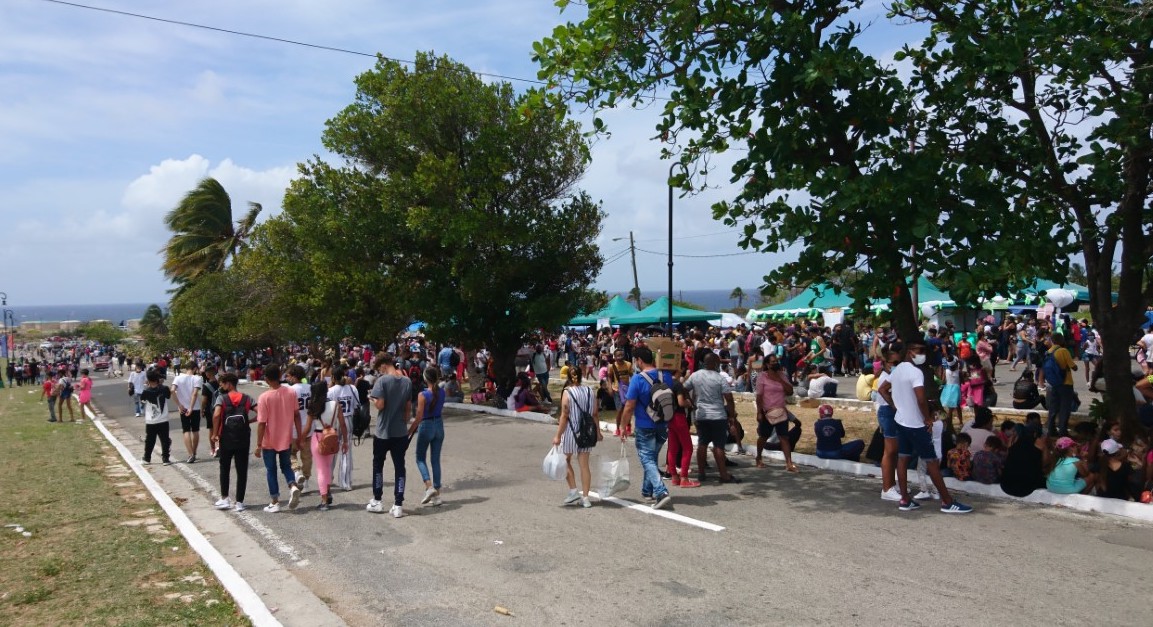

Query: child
[[998, 419, 1016, 448], [940, 358, 962, 428], [971, 435, 1006, 484], [961, 361, 986, 409], [914, 416, 946, 500], [946, 432, 973, 481], [140, 371, 173, 465], [1046, 436, 1093, 494]]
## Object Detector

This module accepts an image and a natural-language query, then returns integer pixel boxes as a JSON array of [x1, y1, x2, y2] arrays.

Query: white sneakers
[[563, 490, 582, 506], [214, 498, 232, 510], [389, 505, 404, 518], [298, 478, 309, 495], [263, 503, 281, 513], [914, 489, 941, 501], [288, 485, 301, 510], [233, 502, 247, 512], [881, 486, 902, 502], [366, 499, 384, 513], [421, 488, 437, 505], [581, 496, 592, 508]]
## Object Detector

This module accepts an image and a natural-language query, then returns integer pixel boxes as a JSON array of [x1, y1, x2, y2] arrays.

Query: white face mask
[[912, 354, 927, 366]]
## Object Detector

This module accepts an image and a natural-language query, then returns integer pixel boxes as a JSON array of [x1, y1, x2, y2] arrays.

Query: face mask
[[912, 354, 927, 366], [769, 363, 781, 371]]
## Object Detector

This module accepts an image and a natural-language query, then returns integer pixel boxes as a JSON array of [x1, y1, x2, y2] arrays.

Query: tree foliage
[[892, 0, 1153, 438], [76, 321, 125, 346], [532, 0, 1066, 340], [266, 52, 604, 389], [161, 177, 261, 292]]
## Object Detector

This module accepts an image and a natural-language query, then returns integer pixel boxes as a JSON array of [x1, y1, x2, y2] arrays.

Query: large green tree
[[275, 52, 604, 391], [532, 0, 1064, 341], [161, 177, 261, 291], [892, 0, 1153, 438]]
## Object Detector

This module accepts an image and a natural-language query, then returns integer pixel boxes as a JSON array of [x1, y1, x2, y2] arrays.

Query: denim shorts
[[896, 423, 937, 460], [876, 405, 898, 439]]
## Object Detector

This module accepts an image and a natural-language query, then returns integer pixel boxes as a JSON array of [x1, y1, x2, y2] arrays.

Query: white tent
[[710, 313, 748, 328]]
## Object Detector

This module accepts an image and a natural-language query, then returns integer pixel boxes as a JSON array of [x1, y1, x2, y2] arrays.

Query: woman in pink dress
[[76, 368, 95, 421]]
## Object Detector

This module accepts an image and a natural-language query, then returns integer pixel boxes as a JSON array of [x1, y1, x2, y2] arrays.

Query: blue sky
[[0, 0, 905, 307]]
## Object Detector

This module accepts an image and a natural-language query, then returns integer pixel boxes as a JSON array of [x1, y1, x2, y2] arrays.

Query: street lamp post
[[1, 308, 12, 392], [666, 162, 687, 337]]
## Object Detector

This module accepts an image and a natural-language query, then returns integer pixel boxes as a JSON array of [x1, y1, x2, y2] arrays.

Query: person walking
[[620, 346, 673, 510], [306, 381, 344, 511], [171, 362, 203, 462], [253, 365, 303, 513], [878, 339, 972, 513], [211, 373, 254, 511], [754, 353, 798, 472], [41, 373, 58, 422], [140, 371, 173, 465], [327, 366, 360, 492], [531, 344, 553, 404], [1043, 333, 1077, 437], [367, 353, 413, 518], [287, 365, 313, 494], [128, 362, 148, 417], [57, 371, 76, 422], [553, 366, 603, 507], [200, 366, 220, 457], [75, 368, 94, 421], [414, 367, 447, 507], [687, 353, 739, 483]]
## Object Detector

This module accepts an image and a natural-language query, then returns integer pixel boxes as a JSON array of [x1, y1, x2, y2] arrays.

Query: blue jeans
[[415, 418, 444, 489], [134, 393, 143, 416], [1045, 384, 1074, 435], [816, 440, 865, 462], [261, 448, 296, 500], [47, 398, 57, 421], [634, 426, 669, 499]]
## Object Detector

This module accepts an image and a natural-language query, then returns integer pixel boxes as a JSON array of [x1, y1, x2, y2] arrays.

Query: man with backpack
[[211, 373, 254, 511], [1042, 333, 1077, 437], [619, 346, 674, 510]]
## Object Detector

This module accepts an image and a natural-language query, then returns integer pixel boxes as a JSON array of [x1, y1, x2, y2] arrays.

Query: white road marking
[[588, 491, 726, 532], [171, 463, 304, 562]]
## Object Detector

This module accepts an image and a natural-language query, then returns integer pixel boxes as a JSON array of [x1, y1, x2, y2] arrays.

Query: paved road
[[87, 376, 1150, 626]]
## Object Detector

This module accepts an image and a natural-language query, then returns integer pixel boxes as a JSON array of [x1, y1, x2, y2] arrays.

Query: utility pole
[[629, 231, 641, 310]]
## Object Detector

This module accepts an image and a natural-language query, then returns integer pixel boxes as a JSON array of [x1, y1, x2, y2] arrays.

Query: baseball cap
[[1054, 436, 1076, 450], [1101, 438, 1123, 455], [818, 404, 834, 418]]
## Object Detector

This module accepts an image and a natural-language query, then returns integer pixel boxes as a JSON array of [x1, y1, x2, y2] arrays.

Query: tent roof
[[1026, 280, 1090, 302], [567, 295, 638, 325], [761, 284, 855, 312], [613, 296, 721, 325]]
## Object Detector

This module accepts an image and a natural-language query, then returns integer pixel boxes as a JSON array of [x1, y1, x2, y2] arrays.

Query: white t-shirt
[[874, 371, 890, 408], [171, 373, 203, 411], [292, 382, 312, 437], [889, 362, 927, 428], [807, 375, 835, 399], [1141, 333, 1153, 352], [326, 384, 360, 419]]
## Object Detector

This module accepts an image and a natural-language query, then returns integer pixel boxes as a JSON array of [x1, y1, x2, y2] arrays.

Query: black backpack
[[638, 372, 675, 423], [352, 404, 371, 444], [568, 387, 598, 448], [449, 350, 461, 370], [219, 393, 252, 446]]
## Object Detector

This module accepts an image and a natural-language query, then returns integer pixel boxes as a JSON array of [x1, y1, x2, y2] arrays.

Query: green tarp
[[613, 296, 722, 325], [567, 295, 638, 325]]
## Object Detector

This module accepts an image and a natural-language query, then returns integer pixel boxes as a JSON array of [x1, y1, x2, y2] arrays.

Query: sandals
[[755, 460, 766, 469], [785, 464, 800, 473]]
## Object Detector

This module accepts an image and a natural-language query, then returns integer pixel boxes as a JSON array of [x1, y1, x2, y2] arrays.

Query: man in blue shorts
[[879, 338, 972, 514]]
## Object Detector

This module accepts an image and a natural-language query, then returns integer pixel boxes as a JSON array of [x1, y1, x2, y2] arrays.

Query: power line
[[629, 228, 742, 243], [37, 0, 549, 87], [634, 247, 760, 259]]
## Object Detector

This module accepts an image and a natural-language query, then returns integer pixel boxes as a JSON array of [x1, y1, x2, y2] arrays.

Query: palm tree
[[628, 287, 643, 309], [1068, 262, 1087, 286], [161, 177, 261, 286], [730, 287, 745, 309], [139, 304, 169, 337]]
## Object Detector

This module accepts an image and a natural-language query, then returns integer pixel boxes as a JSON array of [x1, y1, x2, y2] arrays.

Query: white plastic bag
[[542, 445, 567, 481], [598, 443, 631, 497]]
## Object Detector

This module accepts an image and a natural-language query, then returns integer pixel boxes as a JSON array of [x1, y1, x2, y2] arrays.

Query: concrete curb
[[442, 400, 1153, 524], [84, 406, 282, 626]]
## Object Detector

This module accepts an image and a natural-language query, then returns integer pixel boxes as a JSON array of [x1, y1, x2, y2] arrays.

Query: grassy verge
[[0, 388, 247, 626]]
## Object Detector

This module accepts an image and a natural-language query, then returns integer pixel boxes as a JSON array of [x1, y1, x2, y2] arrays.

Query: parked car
[[93, 356, 111, 371]]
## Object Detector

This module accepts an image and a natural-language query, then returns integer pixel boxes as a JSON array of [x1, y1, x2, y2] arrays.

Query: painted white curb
[[443, 402, 554, 424], [86, 408, 282, 626]]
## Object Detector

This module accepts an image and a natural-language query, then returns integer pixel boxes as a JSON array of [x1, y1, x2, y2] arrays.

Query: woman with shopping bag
[[552, 366, 602, 508]]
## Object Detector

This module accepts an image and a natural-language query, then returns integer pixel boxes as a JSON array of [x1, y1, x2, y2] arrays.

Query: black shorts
[[696, 419, 728, 450], [757, 419, 789, 439], [180, 410, 202, 433]]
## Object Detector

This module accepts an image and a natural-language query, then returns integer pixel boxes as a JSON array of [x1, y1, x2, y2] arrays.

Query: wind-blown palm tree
[[730, 287, 745, 309], [139, 304, 169, 337], [161, 177, 261, 286]]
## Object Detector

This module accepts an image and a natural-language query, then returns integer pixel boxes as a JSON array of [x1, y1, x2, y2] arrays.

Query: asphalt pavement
[[84, 374, 1150, 626]]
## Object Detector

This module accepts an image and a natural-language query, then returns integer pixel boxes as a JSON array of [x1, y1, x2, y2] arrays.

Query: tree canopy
[[161, 177, 261, 294]]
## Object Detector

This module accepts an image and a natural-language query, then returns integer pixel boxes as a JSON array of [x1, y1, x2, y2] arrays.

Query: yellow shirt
[[855, 374, 876, 401], [1049, 346, 1076, 385]]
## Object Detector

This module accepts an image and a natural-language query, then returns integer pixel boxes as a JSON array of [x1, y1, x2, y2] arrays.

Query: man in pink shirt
[[254, 365, 303, 513]]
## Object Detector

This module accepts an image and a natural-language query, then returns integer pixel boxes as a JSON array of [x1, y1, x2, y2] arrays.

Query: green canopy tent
[[567, 295, 638, 326], [613, 296, 721, 325], [760, 284, 856, 313]]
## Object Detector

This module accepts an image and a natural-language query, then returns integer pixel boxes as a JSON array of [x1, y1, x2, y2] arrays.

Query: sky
[[0, 0, 902, 307]]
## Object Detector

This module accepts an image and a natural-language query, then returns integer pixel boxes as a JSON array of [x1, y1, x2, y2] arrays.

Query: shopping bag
[[542, 445, 567, 481], [598, 442, 631, 497]]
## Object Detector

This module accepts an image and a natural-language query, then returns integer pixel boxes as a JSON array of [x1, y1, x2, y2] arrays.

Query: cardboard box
[[647, 338, 684, 372]]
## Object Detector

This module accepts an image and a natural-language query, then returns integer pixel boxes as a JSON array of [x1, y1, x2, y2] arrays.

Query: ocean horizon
[[607, 289, 759, 312]]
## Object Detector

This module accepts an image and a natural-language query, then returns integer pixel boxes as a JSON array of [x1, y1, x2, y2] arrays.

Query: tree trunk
[[889, 281, 919, 343], [490, 344, 520, 405]]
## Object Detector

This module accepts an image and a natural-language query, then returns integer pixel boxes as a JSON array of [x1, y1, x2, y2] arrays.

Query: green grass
[[0, 389, 248, 626]]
